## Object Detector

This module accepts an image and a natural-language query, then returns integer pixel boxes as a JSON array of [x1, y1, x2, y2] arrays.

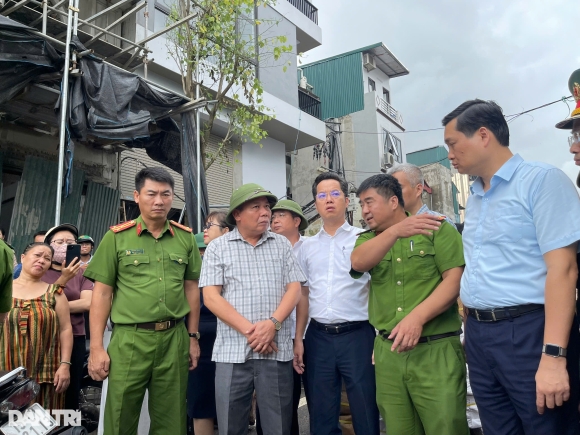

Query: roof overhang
[[365, 43, 409, 78]]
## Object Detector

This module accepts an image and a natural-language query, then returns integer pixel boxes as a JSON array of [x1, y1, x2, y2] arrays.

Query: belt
[[124, 319, 183, 331], [465, 304, 543, 322], [310, 319, 367, 334], [379, 329, 461, 343]]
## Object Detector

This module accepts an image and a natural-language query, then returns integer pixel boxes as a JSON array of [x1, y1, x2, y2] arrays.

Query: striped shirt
[[199, 228, 306, 363]]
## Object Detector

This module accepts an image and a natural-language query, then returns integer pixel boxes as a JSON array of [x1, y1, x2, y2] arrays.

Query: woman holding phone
[[43, 224, 94, 410]]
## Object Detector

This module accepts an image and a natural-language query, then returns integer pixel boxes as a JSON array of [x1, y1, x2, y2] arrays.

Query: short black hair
[[441, 99, 509, 147], [311, 172, 349, 199], [135, 167, 175, 192], [357, 174, 405, 208], [23, 242, 54, 257], [33, 230, 47, 239]]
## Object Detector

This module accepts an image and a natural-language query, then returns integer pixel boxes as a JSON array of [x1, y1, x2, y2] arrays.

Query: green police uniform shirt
[[351, 219, 465, 336], [0, 240, 13, 313], [84, 216, 202, 324]]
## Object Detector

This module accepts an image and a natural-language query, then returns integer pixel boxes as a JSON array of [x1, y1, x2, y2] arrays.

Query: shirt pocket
[[120, 255, 150, 284], [406, 243, 437, 280], [169, 253, 189, 280], [262, 258, 284, 290], [373, 251, 392, 283], [486, 205, 523, 243]]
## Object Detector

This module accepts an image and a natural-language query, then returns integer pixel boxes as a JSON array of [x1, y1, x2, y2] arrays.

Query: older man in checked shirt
[[201, 183, 306, 435]]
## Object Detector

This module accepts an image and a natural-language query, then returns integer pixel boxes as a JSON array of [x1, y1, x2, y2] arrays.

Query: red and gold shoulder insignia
[[170, 220, 193, 233], [110, 220, 137, 233]]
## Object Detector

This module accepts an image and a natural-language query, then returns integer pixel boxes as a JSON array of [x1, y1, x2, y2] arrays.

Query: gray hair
[[387, 163, 424, 188]]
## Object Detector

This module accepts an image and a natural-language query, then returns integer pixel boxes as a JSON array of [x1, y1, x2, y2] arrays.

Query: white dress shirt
[[300, 221, 371, 324], [290, 235, 306, 339]]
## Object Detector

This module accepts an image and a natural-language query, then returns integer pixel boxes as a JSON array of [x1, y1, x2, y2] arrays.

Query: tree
[[166, 0, 293, 171]]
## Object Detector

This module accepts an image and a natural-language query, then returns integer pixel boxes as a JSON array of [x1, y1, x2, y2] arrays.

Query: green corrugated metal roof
[[406, 146, 451, 169], [301, 43, 383, 68], [299, 51, 364, 119]]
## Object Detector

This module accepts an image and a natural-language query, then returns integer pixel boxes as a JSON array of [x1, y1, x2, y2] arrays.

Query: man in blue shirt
[[442, 99, 580, 435]]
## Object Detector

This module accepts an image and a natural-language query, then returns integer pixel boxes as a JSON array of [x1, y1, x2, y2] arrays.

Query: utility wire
[[335, 96, 574, 135]]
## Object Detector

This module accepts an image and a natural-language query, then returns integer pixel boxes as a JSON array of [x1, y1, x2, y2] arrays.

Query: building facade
[[0, 0, 325, 252], [290, 42, 408, 223]]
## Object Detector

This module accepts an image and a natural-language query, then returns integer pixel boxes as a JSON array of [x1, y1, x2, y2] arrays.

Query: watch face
[[544, 344, 560, 356]]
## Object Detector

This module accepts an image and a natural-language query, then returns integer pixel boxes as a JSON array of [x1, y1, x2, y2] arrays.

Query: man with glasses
[[295, 173, 379, 435], [201, 183, 305, 435], [443, 99, 580, 435]]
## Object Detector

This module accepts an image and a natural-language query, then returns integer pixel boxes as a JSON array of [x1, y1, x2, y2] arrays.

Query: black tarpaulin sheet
[[0, 16, 210, 228], [0, 15, 62, 104]]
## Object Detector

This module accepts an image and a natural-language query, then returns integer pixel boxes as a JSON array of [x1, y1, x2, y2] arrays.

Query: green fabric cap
[[195, 232, 206, 249], [271, 199, 308, 231], [226, 183, 278, 226]]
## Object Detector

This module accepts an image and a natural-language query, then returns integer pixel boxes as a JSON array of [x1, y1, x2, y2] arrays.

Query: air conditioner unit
[[381, 153, 395, 171], [363, 53, 376, 71]]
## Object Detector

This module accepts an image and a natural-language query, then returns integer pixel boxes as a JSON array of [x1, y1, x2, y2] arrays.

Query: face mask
[[51, 244, 67, 264]]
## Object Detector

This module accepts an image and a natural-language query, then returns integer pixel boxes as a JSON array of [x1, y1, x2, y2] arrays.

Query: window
[[383, 129, 402, 163], [382, 88, 390, 104], [368, 78, 376, 93]]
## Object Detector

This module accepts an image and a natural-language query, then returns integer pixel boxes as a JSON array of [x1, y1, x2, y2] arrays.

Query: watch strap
[[188, 332, 200, 339], [542, 343, 567, 357]]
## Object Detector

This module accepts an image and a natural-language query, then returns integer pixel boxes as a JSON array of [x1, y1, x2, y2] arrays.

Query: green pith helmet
[[77, 235, 95, 245], [555, 68, 580, 129], [195, 232, 206, 249], [271, 199, 308, 231], [226, 183, 278, 226]]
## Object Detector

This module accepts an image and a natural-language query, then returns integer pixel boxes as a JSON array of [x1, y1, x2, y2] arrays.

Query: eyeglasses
[[568, 132, 580, 148], [271, 212, 288, 221], [203, 222, 225, 231], [51, 239, 76, 245], [316, 190, 342, 201]]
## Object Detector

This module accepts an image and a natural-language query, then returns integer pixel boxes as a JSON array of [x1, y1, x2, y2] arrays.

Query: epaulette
[[170, 220, 193, 233], [110, 220, 136, 233]]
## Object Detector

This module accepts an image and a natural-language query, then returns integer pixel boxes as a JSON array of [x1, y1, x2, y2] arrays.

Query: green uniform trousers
[[374, 334, 469, 435], [104, 322, 190, 435]]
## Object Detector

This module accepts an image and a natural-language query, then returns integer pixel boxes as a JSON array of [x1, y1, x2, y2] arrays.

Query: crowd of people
[[0, 87, 579, 435]]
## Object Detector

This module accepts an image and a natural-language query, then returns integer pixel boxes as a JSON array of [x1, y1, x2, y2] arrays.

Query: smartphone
[[65, 244, 81, 266]]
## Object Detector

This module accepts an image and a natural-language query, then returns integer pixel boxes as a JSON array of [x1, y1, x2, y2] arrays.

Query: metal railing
[[298, 87, 321, 119], [376, 96, 403, 126], [286, 0, 318, 24]]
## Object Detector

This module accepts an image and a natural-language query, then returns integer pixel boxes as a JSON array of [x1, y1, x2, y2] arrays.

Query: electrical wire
[[333, 95, 574, 135]]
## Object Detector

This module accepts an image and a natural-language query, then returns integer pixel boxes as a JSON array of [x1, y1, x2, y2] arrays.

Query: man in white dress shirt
[[294, 173, 379, 435]]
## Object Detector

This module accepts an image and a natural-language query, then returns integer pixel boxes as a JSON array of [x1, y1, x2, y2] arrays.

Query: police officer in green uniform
[[85, 167, 202, 435], [351, 174, 468, 435]]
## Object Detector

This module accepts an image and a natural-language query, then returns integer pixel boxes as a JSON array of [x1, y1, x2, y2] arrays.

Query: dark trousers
[[303, 321, 379, 435], [65, 335, 85, 410], [466, 309, 580, 435], [256, 368, 302, 435]]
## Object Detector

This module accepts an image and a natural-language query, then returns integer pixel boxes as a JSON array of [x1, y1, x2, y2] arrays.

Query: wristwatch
[[270, 317, 282, 331], [542, 343, 567, 358], [188, 332, 200, 340]]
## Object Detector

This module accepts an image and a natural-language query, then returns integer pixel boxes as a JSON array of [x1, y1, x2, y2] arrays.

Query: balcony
[[298, 87, 321, 120], [286, 0, 318, 24], [376, 96, 404, 127]]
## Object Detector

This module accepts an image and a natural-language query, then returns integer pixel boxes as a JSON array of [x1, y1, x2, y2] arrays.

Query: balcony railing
[[286, 0, 318, 24], [298, 87, 321, 120], [376, 96, 404, 127]]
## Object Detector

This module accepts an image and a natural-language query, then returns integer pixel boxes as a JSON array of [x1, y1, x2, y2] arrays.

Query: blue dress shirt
[[461, 154, 580, 309]]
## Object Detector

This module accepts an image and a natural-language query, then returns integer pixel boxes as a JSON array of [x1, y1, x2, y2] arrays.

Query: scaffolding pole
[[54, 0, 76, 226], [195, 38, 201, 233]]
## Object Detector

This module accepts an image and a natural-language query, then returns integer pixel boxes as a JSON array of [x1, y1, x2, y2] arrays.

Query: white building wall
[[241, 137, 287, 198]]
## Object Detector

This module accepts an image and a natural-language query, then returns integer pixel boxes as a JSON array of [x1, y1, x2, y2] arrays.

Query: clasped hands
[[246, 319, 278, 354]]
